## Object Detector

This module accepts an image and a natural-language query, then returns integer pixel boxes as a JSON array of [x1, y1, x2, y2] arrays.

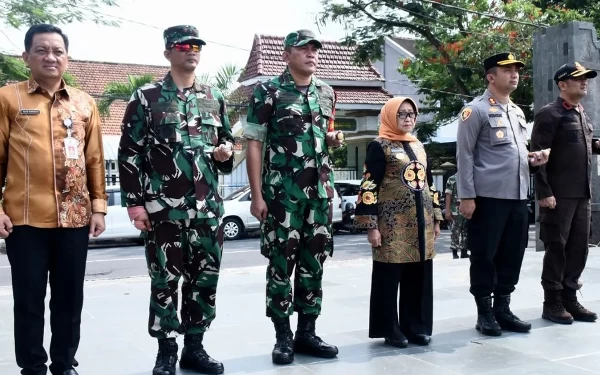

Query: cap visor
[[571, 69, 598, 79], [173, 36, 206, 46], [497, 59, 525, 68], [294, 39, 323, 49]]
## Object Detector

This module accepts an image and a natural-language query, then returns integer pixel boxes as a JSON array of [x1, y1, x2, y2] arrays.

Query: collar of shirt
[[161, 71, 207, 93], [280, 67, 320, 94], [27, 76, 71, 99], [556, 96, 583, 112]]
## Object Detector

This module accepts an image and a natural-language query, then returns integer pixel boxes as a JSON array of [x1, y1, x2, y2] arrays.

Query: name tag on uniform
[[391, 147, 406, 160], [489, 113, 502, 118], [20, 109, 40, 115]]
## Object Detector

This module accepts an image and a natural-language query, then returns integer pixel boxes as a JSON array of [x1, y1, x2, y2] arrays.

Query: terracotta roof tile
[[67, 59, 169, 96], [239, 35, 383, 82], [334, 87, 393, 105], [101, 101, 127, 135]]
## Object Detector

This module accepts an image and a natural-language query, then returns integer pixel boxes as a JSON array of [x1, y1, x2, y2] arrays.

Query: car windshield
[[337, 183, 361, 196], [224, 186, 250, 200]]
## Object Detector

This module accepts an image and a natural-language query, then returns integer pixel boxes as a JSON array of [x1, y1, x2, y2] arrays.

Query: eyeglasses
[[397, 111, 417, 119], [173, 44, 201, 52]]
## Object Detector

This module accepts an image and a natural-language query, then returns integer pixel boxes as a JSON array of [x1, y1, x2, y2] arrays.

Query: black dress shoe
[[62, 369, 79, 375], [384, 336, 408, 348], [406, 333, 431, 346]]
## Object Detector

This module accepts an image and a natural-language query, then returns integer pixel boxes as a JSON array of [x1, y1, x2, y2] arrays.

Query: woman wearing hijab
[[354, 96, 442, 348]]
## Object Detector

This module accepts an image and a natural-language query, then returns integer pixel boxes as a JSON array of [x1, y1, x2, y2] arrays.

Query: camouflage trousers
[[144, 217, 223, 339], [261, 196, 333, 318], [450, 214, 468, 252]]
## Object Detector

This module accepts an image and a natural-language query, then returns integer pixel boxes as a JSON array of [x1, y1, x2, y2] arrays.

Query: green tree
[[533, 0, 600, 31], [319, 0, 587, 141], [97, 74, 155, 117], [199, 63, 243, 98], [0, 0, 119, 85]]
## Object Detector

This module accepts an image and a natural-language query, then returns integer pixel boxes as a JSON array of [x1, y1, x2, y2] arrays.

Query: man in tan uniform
[[0, 24, 107, 375]]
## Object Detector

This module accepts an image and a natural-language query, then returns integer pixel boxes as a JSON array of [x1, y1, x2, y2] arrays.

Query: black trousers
[[467, 197, 528, 298], [6, 225, 89, 375], [369, 260, 433, 339], [539, 198, 590, 292]]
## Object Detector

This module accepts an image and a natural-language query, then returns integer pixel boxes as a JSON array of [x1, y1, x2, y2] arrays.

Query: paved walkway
[[2, 245, 600, 374]]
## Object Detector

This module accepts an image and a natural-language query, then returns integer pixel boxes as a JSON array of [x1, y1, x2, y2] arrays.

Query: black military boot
[[474, 296, 502, 336], [271, 317, 294, 365], [542, 290, 574, 324], [562, 289, 598, 322], [451, 248, 459, 259], [153, 338, 178, 375], [294, 314, 339, 358], [493, 294, 531, 332], [460, 250, 470, 259], [180, 334, 224, 374]]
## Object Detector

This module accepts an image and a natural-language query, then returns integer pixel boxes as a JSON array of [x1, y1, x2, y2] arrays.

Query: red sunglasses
[[173, 44, 201, 52]]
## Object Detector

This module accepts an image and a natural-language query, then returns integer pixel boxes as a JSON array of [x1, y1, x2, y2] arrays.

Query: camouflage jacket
[[118, 72, 234, 222], [444, 173, 460, 216], [242, 68, 336, 200]]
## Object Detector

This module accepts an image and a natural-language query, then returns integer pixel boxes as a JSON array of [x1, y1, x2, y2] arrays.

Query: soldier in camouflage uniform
[[445, 173, 469, 259], [118, 25, 233, 375], [243, 29, 343, 365]]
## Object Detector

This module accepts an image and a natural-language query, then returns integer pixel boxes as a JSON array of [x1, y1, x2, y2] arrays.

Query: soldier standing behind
[[531, 62, 600, 325], [444, 172, 469, 259], [243, 29, 343, 365], [118, 25, 234, 375], [456, 52, 549, 337]]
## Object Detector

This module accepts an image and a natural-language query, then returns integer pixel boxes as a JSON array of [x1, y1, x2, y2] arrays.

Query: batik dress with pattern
[[355, 137, 442, 261], [354, 137, 443, 340]]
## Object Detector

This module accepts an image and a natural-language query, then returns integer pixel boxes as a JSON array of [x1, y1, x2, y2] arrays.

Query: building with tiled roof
[[227, 34, 394, 189]]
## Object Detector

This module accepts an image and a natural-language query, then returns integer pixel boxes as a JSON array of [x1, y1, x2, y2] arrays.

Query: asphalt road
[[0, 231, 379, 286], [0, 227, 538, 287]]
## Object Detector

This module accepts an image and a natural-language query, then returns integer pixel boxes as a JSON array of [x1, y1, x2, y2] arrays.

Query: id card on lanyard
[[63, 117, 79, 159]]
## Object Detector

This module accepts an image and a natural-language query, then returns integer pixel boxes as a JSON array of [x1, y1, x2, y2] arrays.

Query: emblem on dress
[[401, 161, 427, 191], [496, 130, 505, 139]]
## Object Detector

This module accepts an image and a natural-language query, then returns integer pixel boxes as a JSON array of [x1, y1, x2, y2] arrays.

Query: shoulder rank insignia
[[489, 97, 497, 105], [460, 107, 473, 121]]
